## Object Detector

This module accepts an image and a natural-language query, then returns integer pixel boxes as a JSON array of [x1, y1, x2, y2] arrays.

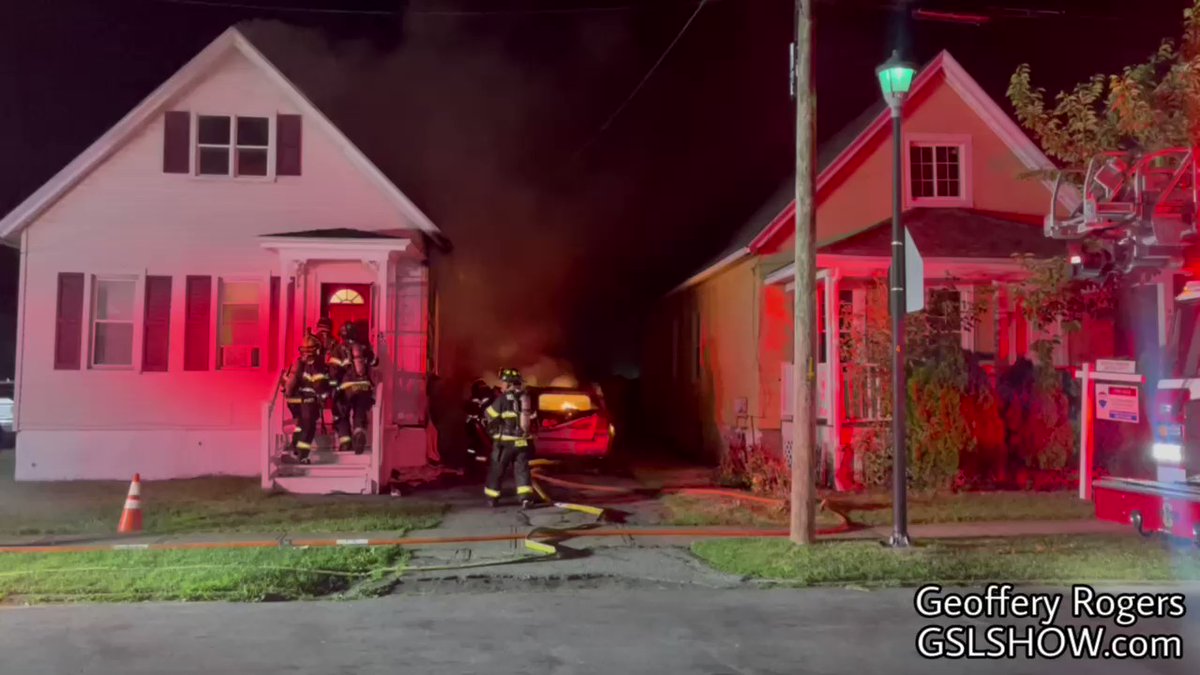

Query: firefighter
[[282, 330, 329, 464], [336, 323, 378, 455], [326, 323, 354, 451], [314, 317, 341, 437], [483, 368, 536, 508], [464, 379, 495, 467]]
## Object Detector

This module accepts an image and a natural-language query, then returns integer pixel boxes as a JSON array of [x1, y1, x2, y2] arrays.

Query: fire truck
[[1044, 146, 1200, 545]]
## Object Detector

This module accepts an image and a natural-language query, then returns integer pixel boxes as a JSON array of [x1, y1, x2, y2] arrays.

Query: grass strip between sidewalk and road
[[663, 490, 1095, 529], [0, 546, 410, 603], [0, 452, 445, 537], [692, 534, 1200, 587]]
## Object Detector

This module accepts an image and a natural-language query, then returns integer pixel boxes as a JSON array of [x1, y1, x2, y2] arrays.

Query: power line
[[144, 0, 642, 16], [565, 0, 708, 166]]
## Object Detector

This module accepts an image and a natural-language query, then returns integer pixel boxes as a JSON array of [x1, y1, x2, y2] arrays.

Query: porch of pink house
[[258, 231, 433, 495], [773, 263, 1055, 492]]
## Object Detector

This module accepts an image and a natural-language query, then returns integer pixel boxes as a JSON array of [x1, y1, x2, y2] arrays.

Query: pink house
[[0, 28, 444, 493], [640, 51, 1154, 488]]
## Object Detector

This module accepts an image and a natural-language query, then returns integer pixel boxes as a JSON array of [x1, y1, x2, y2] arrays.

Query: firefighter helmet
[[299, 331, 322, 357], [499, 368, 523, 384], [339, 322, 356, 342], [317, 317, 333, 334]]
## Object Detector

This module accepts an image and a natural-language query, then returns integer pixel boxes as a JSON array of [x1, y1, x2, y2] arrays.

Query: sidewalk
[[0, 515, 1127, 554]]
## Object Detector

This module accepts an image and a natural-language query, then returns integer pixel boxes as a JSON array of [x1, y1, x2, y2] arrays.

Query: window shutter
[[53, 273, 85, 370], [276, 114, 302, 176], [284, 279, 295, 358], [268, 276, 281, 372], [183, 275, 212, 371], [163, 111, 191, 174], [142, 276, 173, 371]]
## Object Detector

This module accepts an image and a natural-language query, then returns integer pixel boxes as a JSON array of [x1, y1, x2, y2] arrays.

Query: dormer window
[[197, 115, 270, 177], [162, 111, 302, 178], [904, 133, 973, 208]]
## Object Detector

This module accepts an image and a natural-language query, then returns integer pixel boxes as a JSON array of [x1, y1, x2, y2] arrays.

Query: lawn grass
[[661, 490, 1095, 529], [0, 451, 445, 537], [0, 546, 409, 603], [692, 535, 1200, 587]]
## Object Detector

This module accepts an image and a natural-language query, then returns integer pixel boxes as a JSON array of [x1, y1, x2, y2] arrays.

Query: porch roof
[[262, 228, 404, 240], [820, 208, 1064, 259], [764, 209, 1065, 287]]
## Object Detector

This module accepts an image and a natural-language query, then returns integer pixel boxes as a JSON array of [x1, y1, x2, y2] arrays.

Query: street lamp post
[[876, 50, 917, 549]]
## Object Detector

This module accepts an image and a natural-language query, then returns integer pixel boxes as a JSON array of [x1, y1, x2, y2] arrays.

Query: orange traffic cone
[[117, 474, 143, 534]]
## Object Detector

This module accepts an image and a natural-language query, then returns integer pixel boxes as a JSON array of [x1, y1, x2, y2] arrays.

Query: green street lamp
[[877, 49, 917, 549], [876, 51, 917, 112]]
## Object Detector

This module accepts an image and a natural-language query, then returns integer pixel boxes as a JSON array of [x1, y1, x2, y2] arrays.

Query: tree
[[1007, 0, 1200, 169]]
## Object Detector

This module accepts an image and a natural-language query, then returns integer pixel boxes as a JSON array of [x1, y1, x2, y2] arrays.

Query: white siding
[[15, 50, 416, 480]]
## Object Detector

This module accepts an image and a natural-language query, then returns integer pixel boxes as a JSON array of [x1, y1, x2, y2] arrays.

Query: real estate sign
[[1095, 383, 1139, 424]]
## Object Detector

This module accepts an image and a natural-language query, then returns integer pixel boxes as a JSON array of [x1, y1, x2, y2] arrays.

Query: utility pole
[[790, 0, 817, 545]]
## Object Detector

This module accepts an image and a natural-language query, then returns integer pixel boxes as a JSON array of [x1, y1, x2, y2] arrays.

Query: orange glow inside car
[[538, 393, 594, 413]]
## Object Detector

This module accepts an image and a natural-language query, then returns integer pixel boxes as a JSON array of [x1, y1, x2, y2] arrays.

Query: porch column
[[997, 284, 1012, 365], [370, 256, 389, 489], [279, 257, 297, 370], [826, 271, 851, 491]]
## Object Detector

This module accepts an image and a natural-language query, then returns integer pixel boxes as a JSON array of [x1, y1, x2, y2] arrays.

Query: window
[[907, 135, 971, 207], [196, 115, 270, 177], [91, 278, 137, 367], [329, 288, 365, 305], [165, 111, 300, 176], [927, 289, 963, 341], [218, 280, 261, 369]]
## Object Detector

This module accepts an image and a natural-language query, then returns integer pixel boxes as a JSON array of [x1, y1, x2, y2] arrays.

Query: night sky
[[0, 0, 1190, 381]]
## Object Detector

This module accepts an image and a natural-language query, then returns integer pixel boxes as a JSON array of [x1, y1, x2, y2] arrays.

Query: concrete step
[[272, 473, 373, 495]]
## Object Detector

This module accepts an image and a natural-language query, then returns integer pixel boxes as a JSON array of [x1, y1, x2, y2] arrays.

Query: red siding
[[163, 111, 191, 174], [53, 273, 85, 370], [183, 275, 211, 371], [276, 114, 302, 176], [142, 276, 172, 371]]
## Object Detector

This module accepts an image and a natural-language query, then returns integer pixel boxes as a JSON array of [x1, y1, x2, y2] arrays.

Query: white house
[[0, 27, 446, 494]]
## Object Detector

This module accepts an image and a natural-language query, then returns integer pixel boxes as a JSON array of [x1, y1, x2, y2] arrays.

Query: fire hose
[[0, 461, 853, 574]]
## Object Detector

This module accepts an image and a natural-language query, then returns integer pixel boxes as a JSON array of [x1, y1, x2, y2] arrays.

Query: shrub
[[715, 432, 791, 501]]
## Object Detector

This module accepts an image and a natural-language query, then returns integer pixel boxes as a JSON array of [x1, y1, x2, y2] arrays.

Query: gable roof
[[0, 27, 442, 247], [671, 49, 1078, 293], [820, 208, 1065, 259]]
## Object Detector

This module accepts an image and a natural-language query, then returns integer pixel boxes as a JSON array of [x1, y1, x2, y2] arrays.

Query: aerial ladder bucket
[[1044, 147, 1200, 282]]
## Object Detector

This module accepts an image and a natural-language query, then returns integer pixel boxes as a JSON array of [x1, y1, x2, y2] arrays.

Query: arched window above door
[[329, 288, 365, 305]]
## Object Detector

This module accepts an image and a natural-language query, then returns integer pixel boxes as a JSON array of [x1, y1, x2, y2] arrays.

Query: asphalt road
[[2, 585, 1198, 674]]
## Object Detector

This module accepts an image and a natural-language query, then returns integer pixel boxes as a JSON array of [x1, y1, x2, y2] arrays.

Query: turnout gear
[[312, 317, 341, 442], [465, 380, 497, 466], [325, 326, 353, 451], [334, 331, 378, 455], [283, 332, 331, 463], [483, 378, 535, 506]]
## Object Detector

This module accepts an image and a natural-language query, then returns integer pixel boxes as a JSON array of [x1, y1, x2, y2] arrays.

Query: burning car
[[527, 386, 614, 459]]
